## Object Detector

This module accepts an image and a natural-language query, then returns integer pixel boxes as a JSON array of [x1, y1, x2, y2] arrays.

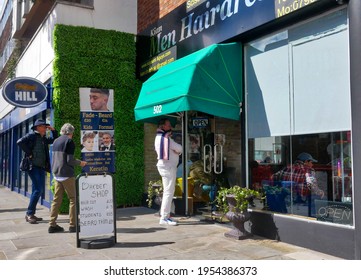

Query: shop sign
[[192, 117, 209, 127], [315, 200, 353, 225], [138, 0, 321, 79], [275, 0, 319, 18], [1, 77, 47, 107]]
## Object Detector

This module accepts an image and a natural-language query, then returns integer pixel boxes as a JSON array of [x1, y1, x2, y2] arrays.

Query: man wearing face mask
[[154, 118, 182, 226]]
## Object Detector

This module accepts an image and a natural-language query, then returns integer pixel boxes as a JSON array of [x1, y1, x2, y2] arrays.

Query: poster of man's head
[[79, 88, 114, 112], [98, 131, 115, 151]]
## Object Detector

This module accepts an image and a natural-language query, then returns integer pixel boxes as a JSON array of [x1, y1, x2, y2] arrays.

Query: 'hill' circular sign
[[2, 77, 48, 107]]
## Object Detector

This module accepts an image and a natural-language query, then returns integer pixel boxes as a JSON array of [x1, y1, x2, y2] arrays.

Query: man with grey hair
[[48, 123, 87, 233]]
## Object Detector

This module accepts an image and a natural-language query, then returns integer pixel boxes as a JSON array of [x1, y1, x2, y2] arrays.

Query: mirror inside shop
[[248, 131, 353, 226], [173, 111, 242, 218]]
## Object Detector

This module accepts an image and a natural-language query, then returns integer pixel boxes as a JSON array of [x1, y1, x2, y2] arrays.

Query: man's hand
[[80, 161, 87, 167]]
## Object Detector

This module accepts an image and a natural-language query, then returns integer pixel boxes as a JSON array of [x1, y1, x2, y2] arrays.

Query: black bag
[[20, 157, 33, 172]]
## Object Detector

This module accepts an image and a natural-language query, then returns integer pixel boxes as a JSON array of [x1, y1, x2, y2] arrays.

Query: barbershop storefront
[[137, 0, 361, 259]]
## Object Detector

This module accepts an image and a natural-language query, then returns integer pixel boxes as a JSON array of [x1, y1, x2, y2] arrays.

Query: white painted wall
[[54, 0, 137, 34], [0, 0, 137, 118]]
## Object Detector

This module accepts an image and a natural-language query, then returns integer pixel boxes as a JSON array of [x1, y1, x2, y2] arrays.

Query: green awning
[[134, 43, 242, 124]]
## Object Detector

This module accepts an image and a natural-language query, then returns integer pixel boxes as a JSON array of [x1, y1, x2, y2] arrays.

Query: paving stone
[[0, 185, 343, 260]]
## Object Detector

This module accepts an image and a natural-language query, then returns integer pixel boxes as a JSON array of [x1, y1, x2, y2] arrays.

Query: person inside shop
[[49, 123, 87, 233], [81, 131, 96, 152], [271, 152, 325, 216], [154, 118, 182, 226], [17, 119, 59, 224], [89, 88, 110, 111], [99, 131, 115, 151], [263, 156, 272, 164]]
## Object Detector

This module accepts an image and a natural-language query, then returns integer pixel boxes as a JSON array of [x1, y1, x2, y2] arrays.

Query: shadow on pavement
[[117, 227, 166, 234], [115, 241, 174, 248]]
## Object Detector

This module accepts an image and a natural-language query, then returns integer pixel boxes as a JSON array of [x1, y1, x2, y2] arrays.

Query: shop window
[[245, 9, 352, 225], [65, 0, 94, 6], [44, 111, 52, 204], [19, 122, 28, 194]]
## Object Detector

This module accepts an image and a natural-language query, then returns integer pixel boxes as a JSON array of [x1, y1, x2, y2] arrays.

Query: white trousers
[[157, 165, 177, 219]]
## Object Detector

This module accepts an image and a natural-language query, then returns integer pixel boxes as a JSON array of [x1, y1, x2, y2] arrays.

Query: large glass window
[[20, 122, 27, 195], [246, 9, 352, 225], [44, 111, 52, 204]]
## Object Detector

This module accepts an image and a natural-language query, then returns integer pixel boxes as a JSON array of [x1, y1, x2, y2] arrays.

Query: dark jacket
[[51, 135, 81, 177], [99, 143, 116, 151], [17, 130, 58, 172]]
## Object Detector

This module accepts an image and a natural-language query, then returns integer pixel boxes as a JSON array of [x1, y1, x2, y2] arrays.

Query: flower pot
[[224, 195, 252, 240]]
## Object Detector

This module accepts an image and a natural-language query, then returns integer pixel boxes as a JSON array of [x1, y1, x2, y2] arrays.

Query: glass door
[[179, 111, 242, 216]]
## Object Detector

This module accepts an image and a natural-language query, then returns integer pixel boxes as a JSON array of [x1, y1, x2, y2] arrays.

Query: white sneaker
[[159, 218, 177, 226]]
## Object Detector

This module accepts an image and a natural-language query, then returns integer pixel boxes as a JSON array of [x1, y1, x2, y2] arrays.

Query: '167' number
[[153, 105, 162, 114]]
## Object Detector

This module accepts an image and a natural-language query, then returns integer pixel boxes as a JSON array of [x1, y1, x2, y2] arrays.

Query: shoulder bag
[[20, 156, 33, 172]]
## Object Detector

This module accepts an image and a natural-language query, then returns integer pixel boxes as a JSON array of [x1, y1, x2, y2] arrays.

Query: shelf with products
[[272, 143, 286, 165], [329, 132, 352, 202]]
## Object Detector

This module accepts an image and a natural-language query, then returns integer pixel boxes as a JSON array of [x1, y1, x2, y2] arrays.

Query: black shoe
[[25, 215, 38, 224], [69, 226, 76, 233], [48, 225, 64, 233]]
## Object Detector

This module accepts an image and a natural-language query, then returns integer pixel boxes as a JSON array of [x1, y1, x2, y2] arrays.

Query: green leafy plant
[[189, 160, 212, 185], [146, 180, 163, 208], [52, 24, 143, 212], [216, 185, 261, 215]]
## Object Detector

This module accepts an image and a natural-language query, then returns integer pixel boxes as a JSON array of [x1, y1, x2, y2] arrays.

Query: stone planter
[[224, 195, 251, 240]]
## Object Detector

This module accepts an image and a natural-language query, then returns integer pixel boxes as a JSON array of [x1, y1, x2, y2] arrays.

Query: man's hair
[[60, 123, 75, 135], [90, 88, 109, 96], [102, 132, 112, 137], [158, 118, 169, 128]]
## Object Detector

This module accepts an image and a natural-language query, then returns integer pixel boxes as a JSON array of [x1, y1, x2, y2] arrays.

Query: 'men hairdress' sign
[[1, 77, 48, 107]]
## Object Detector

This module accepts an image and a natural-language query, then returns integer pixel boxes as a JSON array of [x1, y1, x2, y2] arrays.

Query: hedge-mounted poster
[[79, 87, 115, 174]]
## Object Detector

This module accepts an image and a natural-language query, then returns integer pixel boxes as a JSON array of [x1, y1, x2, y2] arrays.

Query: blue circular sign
[[1, 77, 48, 108]]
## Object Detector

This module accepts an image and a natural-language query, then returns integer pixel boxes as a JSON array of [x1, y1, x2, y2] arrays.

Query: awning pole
[[182, 111, 189, 215]]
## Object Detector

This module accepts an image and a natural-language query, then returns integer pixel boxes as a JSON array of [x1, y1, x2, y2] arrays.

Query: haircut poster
[[79, 88, 115, 173]]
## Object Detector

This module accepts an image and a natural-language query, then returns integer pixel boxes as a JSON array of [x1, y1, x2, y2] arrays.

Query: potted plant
[[216, 185, 261, 240], [146, 180, 163, 208], [262, 184, 290, 213], [189, 160, 213, 200]]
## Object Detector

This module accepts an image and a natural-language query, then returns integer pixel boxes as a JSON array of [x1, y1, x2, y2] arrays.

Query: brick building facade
[[137, 0, 186, 32], [138, 0, 187, 186]]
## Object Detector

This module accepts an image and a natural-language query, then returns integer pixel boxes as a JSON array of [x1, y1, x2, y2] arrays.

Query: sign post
[[76, 173, 117, 249]]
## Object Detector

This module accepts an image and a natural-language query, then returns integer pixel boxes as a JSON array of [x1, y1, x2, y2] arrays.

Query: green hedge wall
[[52, 24, 144, 212]]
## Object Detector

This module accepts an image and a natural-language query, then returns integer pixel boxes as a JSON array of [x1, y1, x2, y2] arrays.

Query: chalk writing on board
[[78, 175, 115, 237]]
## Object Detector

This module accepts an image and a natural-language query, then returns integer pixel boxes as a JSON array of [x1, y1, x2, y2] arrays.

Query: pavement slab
[[0, 185, 342, 260]]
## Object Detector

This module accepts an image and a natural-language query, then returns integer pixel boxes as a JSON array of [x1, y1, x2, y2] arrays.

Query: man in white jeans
[[154, 118, 182, 225]]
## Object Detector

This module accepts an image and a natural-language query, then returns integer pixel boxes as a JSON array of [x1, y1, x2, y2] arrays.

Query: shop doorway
[[175, 111, 242, 216], [134, 43, 243, 216]]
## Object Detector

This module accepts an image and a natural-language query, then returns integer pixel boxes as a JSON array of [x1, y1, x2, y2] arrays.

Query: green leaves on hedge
[[53, 24, 144, 212]]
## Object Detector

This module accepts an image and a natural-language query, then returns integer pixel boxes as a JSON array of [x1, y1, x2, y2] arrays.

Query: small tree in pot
[[216, 185, 261, 240]]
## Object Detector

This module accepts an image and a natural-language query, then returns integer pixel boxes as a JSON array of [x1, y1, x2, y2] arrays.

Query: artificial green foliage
[[52, 24, 144, 212]]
